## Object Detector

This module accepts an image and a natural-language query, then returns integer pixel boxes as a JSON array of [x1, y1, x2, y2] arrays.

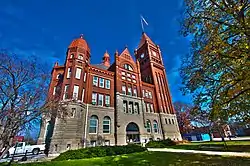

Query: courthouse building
[[38, 32, 182, 153]]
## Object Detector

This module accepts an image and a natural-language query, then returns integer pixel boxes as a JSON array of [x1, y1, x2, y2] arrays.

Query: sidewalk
[[147, 148, 250, 158]]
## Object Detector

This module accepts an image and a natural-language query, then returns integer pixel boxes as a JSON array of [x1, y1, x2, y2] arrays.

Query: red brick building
[[38, 33, 181, 153]]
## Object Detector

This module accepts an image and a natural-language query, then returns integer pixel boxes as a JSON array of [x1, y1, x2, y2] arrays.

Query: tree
[[0, 50, 54, 159], [180, 0, 250, 124], [174, 102, 193, 134]]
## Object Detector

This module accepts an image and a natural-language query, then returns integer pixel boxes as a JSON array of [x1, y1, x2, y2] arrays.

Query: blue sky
[[0, 0, 192, 104]]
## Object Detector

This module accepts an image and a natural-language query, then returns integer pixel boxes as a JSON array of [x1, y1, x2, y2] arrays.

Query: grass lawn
[[3, 151, 250, 166], [166, 140, 250, 152]]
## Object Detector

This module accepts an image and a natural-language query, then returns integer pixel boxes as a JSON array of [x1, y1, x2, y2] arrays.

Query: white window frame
[[89, 116, 98, 134], [142, 90, 145, 97], [148, 91, 152, 99], [92, 93, 97, 105], [53, 86, 56, 95], [128, 86, 132, 96], [105, 80, 110, 89], [98, 94, 104, 106], [103, 116, 111, 134], [84, 73, 87, 82], [105, 95, 110, 107], [153, 121, 158, 133], [99, 78, 104, 88], [128, 103, 133, 114], [63, 85, 69, 100], [150, 104, 154, 113], [73, 85, 79, 100], [67, 68, 71, 79], [75, 68, 82, 79], [133, 88, 137, 97], [93, 76, 98, 86], [122, 85, 126, 95]]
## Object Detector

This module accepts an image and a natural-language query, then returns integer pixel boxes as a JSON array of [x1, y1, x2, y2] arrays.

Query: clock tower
[[135, 32, 175, 114]]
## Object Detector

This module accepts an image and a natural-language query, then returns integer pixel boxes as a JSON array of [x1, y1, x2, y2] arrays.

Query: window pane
[[99, 78, 104, 88], [98, 94, 103, 106], [92, 93, 97, 105], [75, 68, 81, 79], [105, 95, 110, 106], [105, 80, 110, 89], [93, 76, 98, 86]]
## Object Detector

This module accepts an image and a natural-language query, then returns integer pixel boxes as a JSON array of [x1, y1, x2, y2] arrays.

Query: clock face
[[140, 53, 144, 58]]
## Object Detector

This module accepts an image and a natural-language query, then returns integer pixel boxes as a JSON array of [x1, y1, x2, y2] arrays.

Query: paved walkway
[[148, 148, 250, 157]]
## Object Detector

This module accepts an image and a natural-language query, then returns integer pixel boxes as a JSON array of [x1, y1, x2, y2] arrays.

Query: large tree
[[174, 102, 193, 134], [0, 50, 55, 158], [180, 0, 250, 124]]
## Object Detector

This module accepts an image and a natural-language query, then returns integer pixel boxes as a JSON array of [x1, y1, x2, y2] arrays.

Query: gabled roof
[[91, 64, 109, 70], [138, 32, 155, 48]]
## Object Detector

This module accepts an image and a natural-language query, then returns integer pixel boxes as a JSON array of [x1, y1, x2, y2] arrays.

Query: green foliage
[[52, 144, 147, 161], [145, 138, 177, 148], [180, 0, 250, 123]]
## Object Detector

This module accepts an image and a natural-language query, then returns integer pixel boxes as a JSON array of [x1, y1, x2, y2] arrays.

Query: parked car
[[3, 142, 45, 158]]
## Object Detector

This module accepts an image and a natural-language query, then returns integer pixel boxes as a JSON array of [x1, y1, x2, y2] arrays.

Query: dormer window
[[124, 64, 133, 71]]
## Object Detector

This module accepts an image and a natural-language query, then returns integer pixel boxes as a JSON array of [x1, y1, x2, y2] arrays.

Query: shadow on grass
[[3, 152, 250, 166]]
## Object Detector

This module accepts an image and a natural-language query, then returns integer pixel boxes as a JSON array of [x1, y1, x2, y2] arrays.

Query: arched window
[[146, 120, 151, 133], [103, 116, 111, 134], [89, 115, 98, 133], [124, 64, 133, 71], [153, 120, 158, 133]]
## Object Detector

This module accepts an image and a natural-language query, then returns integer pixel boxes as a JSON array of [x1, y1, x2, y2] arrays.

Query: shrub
[[53, 144, 147, 161], [145, 138, 177, 148]]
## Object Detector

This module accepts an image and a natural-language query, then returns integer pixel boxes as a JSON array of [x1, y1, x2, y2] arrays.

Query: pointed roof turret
[[138, 32, 155, 48], [68, 34, 90, 52], [102, 50, 110, 67]]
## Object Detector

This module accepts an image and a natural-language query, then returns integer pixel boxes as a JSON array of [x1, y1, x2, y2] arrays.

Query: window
[[152, 51, 157, 57], [67, 68, 72, 78], [105, 80, 110, 89], [90, 140, 96, 147], [133, 87, 137, 97], [84, 72, 87, 82], [146, 120, 151, 133], [104, 140, 110, 146], [54, 144, 58, 152], [150, 104, 154, 113], [128, 102, 133, 114], [105, 95, 110, 107], [123, 101, 127, 113], [127, 73, 131, 77], [134, 103, 139, 114], [67, 144, 71, 150], [92, 93, 97, 105], [81, 89, 85, 102], [165, 118, 168, 124], [172, 119, 175, 124], [63, 85, 69, 99], [73, 85, 79, 100], [103, 116, 111, 133], [70, 108, 76, 118], [122, 76, 126, 80], [124, 64, 133, 71], [142, 90, 145, 97], [70, 54, 74, 58], [148, 91, 152, 99], [122, 85, 126, 94], [145, 90, 148, 98], [132, 80, 136, 83], [98, 94, 104, 106], [153, 120, 158, 133], [127, 78, 131, 82], [169, 119, 171, 124], [99, 78, 104, 88], [75, 68, 82, 79], [93, 76, 98, 86], [132, 75, 136, 79], [146, 103, 150, 113], [53, 86, 56, 95], [127, 85, 132, 96], [121, 71, 126, 75], [78, 54, 83, 60], [89, 115, 98, 133]]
